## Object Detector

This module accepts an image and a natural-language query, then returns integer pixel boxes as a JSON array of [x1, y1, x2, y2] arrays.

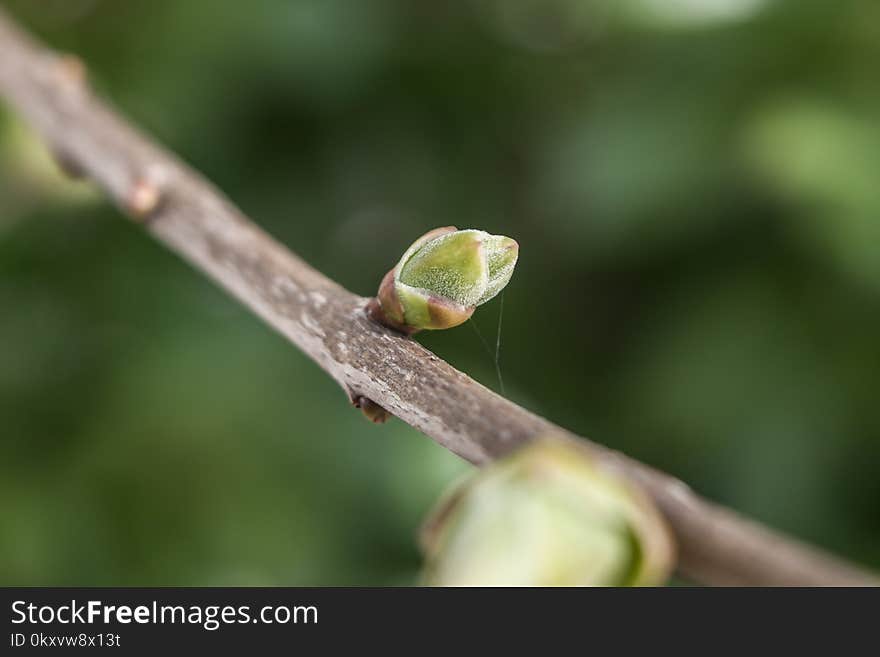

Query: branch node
[[351, 393, 392, 424], [125, 164, 171, 220], [54, 53, 87, 89], [125, 177, 163, 220]]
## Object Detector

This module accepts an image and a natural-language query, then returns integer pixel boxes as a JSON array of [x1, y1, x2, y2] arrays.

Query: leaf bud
[[367, 227, 518, 333], [419, 439, 675, 586]]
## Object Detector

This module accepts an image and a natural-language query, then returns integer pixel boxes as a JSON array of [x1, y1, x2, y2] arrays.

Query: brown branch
[[0, 8, 875, 587]]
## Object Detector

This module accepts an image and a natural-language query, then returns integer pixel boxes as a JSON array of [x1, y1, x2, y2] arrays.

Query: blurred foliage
[[1, 0, 879, 584]]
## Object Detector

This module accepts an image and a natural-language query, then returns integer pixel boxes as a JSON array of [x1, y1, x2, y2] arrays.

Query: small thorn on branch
[[126, 177, 162, 219], [125, 165, 170, 221], [352, 395, 392, 424], [55, 53, 87, 88]]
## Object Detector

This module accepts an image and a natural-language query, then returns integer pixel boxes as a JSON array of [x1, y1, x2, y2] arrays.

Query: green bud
[[419, 439, 675, 586], [367, 226, 518, 333]]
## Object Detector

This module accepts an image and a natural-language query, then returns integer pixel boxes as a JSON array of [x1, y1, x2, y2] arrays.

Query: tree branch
[[0, 8, 875, 586]]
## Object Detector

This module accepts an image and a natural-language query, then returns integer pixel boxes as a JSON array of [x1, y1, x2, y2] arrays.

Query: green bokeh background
[[1, 0, 878, 585]]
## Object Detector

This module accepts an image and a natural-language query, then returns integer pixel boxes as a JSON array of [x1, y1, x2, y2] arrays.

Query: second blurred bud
[[419, 438, 675, 586]]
